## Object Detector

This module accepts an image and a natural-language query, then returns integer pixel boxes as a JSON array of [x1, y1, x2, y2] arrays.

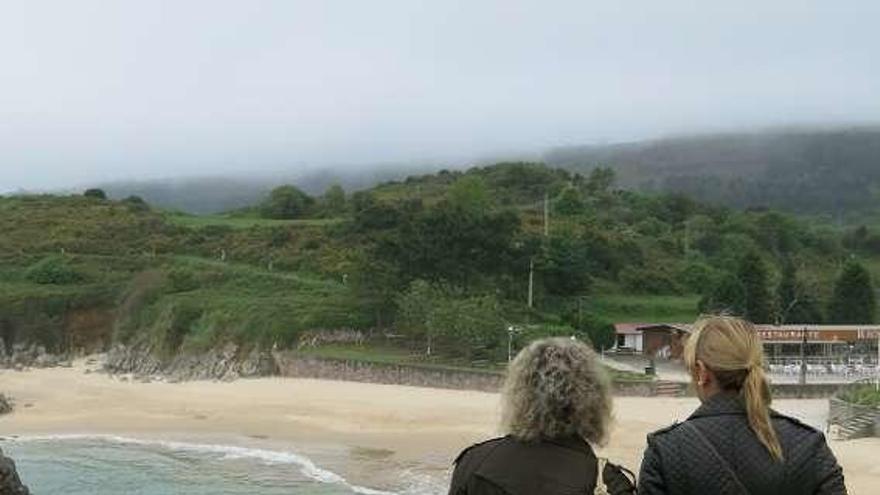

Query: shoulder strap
[[594, 458, 637, 495], [593, 457, 609, 495], [683, 422, 751, 495]]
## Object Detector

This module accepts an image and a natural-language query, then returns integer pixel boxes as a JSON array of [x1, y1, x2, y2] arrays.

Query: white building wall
[[624, 334, 643, 352]]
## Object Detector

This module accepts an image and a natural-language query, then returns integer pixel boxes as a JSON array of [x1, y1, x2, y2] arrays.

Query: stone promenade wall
[[276, 353, 664, 396]]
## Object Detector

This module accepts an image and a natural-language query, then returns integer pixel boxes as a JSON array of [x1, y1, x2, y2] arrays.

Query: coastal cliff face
[[103, 344, 278, 382], [0, 449, 29, 495], [0, 342, 73, 371]]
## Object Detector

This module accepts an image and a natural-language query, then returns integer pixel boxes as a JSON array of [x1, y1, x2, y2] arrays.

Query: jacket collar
[[689, 391, 786, 422], [688, 392, 747, 420], [543, 435, 595, 457]]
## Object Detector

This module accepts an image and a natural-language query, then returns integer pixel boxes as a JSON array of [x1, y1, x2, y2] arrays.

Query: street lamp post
[[507, 325, 519, 363], [799, 327, 807, 390]]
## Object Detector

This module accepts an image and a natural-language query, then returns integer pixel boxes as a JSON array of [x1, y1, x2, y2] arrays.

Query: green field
[[165, 212, 343, 229], [583, 294, 701, 324]]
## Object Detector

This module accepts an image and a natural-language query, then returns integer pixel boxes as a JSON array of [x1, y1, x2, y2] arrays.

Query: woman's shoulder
[[453, 437, 509, 466]]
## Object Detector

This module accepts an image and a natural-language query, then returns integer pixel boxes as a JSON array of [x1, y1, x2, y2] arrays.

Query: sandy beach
[[1, 364, 878, 494]]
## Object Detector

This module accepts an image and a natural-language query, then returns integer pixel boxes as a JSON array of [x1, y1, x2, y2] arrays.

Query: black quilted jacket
[[638, 393, 847, 495]]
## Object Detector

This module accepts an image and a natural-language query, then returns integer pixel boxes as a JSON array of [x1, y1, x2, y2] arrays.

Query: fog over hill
[[85, 126, 880, 216], [545, 126, 880, 216], [96, 162, 443, 214]]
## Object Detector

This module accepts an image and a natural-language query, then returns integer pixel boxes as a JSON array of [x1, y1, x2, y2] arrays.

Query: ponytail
[[742, 365, 784, 461], [689, 316, 785, 462]]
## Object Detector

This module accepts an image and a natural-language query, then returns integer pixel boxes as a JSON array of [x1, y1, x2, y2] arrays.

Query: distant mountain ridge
[[81, 126, 880, 216], [545, 126, 880, 216]]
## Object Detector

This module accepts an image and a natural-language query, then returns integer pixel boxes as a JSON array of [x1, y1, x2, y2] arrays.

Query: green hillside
[[545, 127, 880, 217], [2, 162, 878, 366]]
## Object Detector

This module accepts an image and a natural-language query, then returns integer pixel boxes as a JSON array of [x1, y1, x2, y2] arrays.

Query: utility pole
[[683, 219, 690, 256], [527, 258, 534, 309], [543, 193, 549, 237]]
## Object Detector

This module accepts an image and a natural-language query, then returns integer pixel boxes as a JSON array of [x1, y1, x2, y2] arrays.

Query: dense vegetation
[[2, 162, 878, 366], [546, 127, 880, 217]]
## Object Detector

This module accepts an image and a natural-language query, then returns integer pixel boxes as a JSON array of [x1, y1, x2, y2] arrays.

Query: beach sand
[[1, 364, 878, 494]]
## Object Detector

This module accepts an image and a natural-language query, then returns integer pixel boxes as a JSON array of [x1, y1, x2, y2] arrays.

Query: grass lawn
[[166, 212, 343, 230], [584, 294, 700, 323]]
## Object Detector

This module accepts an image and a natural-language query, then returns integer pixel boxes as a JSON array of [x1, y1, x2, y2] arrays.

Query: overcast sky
[[2, 0, 879, 191]]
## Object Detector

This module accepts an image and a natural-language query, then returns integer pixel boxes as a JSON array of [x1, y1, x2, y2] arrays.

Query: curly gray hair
[[500, 337, 612, 444]]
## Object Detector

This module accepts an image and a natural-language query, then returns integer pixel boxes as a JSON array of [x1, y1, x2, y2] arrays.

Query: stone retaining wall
[[275, 353, 505, 392], [275, 353, 664, 395]]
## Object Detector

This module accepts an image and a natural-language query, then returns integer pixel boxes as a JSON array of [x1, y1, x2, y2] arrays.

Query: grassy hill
[[2, 162, 878, 367]]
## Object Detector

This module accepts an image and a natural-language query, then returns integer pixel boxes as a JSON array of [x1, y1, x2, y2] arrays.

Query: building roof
[[614, 322, 880, 340], [614, 323, 694, 335], [755, 324, 880, 332]]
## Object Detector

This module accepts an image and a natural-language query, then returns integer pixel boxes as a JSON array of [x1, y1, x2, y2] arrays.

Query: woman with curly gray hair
[[448, 337, 636, 495]]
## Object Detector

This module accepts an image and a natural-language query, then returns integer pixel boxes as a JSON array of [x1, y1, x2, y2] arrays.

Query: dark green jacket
[[449, 436, 598, 494]]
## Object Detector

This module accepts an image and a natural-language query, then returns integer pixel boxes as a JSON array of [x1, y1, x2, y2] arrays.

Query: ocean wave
[[2, 434, 397, 495]]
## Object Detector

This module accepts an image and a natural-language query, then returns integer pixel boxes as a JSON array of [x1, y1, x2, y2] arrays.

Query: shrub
[[166, 268, 200, 293], [84, 188, 107, 200], [25, 256, 84, 285], [123, 195, 150, 212]]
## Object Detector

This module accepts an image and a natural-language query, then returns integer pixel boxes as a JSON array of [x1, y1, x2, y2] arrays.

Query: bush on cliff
[[24, 256, 84, 285]]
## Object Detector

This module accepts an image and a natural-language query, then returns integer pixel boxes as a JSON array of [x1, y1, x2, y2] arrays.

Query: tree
[[737, 252, 773, 323], [554, 185, 584, 215], [396, 281, 505, 359], [431, 293, 505, 359], [585, 167, 615, 196], [396, 279, 438, 355], [448, 175, 491, 212], [829, 260, 877, 324], [776, 258, 797, 322], [385, 201, 520, 286], [699, 272, 746, 316], [538, 234, 592, 295], [776, 259, 824, 324], [84, 188, 107, 200], [351, 254, 402, 328], [260, 185, 313, 219], [321, 184, 346, 216]]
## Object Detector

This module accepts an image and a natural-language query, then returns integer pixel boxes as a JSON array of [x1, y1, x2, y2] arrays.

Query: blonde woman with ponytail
[[638, 316, 847, 495]]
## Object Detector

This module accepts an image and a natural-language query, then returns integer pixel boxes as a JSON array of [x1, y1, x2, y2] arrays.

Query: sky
[[2, 0, 879, 191]]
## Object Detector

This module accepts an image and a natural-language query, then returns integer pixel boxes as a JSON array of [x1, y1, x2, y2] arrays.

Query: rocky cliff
[[103, 344, 278, 382], [0, 342, 72, 371], [0, 449, 29, 495]]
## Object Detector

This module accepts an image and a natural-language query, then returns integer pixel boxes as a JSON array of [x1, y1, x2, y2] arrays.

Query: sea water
[[1, 435, 429, 495]]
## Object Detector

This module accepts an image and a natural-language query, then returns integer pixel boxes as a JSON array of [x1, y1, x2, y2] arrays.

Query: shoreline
[[1, 365, 878, 494]]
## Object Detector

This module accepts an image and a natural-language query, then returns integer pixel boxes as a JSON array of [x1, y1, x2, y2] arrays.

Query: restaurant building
[[613, 322, 880, 363]]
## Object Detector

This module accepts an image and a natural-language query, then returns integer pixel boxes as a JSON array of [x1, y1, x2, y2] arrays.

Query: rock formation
[[0, 343, 69, 371], [103, 343, 279, 382], [0, 448, 29, 495], [0, 395, 12, 415]]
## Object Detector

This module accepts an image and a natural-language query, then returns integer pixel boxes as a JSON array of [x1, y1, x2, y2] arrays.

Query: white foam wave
[[2, 434, 397, 495]]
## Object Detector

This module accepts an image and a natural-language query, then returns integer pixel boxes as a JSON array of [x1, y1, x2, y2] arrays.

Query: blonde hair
[[501, 337, 612, 444], [685, 316, 783, 461]]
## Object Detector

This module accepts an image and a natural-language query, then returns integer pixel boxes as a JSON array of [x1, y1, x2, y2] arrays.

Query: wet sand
[[1, 365, 877, 493]]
